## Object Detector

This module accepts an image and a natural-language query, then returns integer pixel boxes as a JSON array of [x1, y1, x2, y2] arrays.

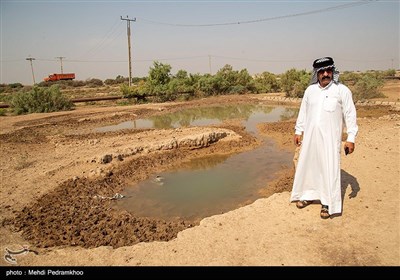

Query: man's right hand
[[294, 134, 302, 146]]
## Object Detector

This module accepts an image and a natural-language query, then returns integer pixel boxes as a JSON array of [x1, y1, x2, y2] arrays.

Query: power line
[[138, 1, 376, 27], [140, 55, 207, 62], [211, 55, 310, 63], [81, 19, 123, 58], [63, 59, 127, 63], [4, 55, 395, 65]]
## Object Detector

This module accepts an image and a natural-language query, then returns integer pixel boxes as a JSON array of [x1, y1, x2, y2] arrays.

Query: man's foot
[[296, 200, 313, 209], [320, 205, 330, 219]]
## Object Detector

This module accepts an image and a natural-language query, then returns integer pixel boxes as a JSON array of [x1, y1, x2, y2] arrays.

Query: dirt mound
[[11, 175, 190, 249]]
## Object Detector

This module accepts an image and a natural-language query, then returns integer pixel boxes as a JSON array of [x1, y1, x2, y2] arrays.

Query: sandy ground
[[0, 93, 399, 267]]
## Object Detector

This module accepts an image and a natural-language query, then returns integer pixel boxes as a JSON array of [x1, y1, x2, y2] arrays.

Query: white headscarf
[[310, 57, 340, 85]]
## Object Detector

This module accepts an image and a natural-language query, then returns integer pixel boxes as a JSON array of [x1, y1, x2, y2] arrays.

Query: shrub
[[383, 69, 396, 77], [10, 85, 74, 115], [0, 83, 24, 93], [86, 78, 103, 87], [9, 83, 23, 89], [72, 80, 86, 87], [104, 79, 116, 85], [352, 73, 385, 101], [228, 85, 247, 94], [120, 82, 149, 103]]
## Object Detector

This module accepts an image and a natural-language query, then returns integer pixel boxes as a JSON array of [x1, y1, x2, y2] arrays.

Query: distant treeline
[[0, 62, 396, 115]]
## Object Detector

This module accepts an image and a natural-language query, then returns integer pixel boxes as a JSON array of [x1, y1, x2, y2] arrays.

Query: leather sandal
[[296, 200, 313, 209], [320, 205, 330, 219]]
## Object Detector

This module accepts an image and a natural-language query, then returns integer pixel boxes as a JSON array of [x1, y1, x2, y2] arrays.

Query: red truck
[[44, 73, 75, 82]]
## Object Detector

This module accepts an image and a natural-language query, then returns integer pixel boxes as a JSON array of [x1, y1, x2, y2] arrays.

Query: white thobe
[[290, 81, 358, 215]]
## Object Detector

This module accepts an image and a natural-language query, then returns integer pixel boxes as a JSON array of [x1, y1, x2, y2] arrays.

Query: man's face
[[317, 68, 333, 87]]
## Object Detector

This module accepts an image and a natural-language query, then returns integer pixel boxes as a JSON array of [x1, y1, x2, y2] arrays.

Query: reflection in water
[[95, 104, 298, 133], [179, 154, 231, 170], [150, 104, 274, 130], [111, 104, 298, 222]]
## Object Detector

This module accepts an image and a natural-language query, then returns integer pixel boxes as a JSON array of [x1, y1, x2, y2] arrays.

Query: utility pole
[[56, 56, 65, 73], [26, 57, 36, 84], [121, 15, 136, 86]]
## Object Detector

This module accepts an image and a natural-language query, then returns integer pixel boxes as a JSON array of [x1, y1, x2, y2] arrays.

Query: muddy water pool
[[99, 104, 298, 221]]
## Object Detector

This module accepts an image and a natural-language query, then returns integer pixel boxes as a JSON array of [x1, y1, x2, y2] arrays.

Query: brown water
[[108, 104, 298, 221]]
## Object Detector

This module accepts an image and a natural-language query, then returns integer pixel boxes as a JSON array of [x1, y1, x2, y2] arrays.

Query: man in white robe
[[290, 57, 358, 219]]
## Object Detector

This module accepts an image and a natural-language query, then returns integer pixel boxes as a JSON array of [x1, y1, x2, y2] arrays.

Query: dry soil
[[0, 93, 399, 266]]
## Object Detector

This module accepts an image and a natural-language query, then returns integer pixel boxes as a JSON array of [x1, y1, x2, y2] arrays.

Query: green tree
[[168, 70, 195, 96], [148, 61, 172, 86], [145, 61, 174, 101], [175, 70, 188, 80], [253, 71, 279, 93], [196, 74, 220, 96], [280, 68, 310, 98], [213, 65, 255, 94]]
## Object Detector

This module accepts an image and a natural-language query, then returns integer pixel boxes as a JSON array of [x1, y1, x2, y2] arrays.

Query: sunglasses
[[318, 68, 333, 74]]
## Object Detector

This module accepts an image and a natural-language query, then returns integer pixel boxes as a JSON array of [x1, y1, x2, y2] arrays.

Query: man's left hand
[[344, 142, 355, 154]]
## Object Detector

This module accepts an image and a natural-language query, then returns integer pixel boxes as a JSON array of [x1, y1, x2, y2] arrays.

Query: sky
[[1, 0, 399, 85]]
